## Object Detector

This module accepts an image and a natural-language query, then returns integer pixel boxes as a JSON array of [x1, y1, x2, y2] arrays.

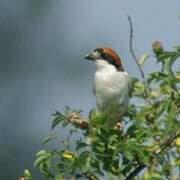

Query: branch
[[125, 164, 146, 180], [125, 131, 180, 179], [67, 112, 124, 131], [74, 172, 98, 180], [156, 131, 180, 155], [127, 15, 146, 85]]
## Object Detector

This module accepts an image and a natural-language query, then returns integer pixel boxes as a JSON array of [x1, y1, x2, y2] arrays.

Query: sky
[[0, 0, 180, 179]]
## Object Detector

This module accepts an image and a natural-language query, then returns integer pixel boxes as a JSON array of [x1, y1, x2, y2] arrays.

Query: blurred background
[[0, 0, 179, 179]]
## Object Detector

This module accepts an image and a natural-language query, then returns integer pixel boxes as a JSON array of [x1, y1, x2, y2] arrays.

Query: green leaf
[[110, 159, 121, 175], [147, 72, 168, 84], [163, 54, 179, 74], [174, 46, 180, 52], [126, 124, 136, 137], [51, 111, 65, 129], [157, 51, 175, 62], [78, 151, 91, 172], [34, 151, 51, 168], [29, 43, 180, 180], [55, 173, 65, 180], [175, 158, 180, 166], [157, 51, 180, 74], [132, 79, 146, 97], [35, 150, 47, 157], [139, 53, 150, 66], [43, 133, 56, 144], [34, 155, 49, 168], [39, 159, 54, 178], [126, 104, 137, 118], [90, 112, 108, 126], [143, 171, 163, 180], [23, 169, 32, 179], [123, 150, 134, 161], [76, 140, 88, 150]]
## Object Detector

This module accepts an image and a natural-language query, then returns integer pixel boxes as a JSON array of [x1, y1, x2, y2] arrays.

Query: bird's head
[[85, 47, 124, 71]]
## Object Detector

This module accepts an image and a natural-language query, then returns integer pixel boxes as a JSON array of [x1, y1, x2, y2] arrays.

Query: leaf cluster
[[22, 44, 180, 180]]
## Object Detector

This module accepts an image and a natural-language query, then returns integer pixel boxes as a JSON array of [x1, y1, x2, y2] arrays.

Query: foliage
[[22, 43, 180, 180]]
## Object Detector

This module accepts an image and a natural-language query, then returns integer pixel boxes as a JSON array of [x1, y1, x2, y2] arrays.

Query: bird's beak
[[84, 53, 95, 60]]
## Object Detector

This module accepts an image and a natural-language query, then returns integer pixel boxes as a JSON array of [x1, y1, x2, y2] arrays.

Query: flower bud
[[152, 41, 164, 55]]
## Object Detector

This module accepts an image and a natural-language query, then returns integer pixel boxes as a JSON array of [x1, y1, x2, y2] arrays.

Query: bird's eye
[[101, 52, 107, 58]]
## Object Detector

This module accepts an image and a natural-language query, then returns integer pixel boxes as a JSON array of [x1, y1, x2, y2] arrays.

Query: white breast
[[94, 60, 131, 126]]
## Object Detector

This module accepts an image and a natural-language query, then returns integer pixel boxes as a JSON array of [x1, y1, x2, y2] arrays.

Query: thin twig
[[127, 15, 151, 99], [127, 15, 146, 85], [127, 15, 145, 82]]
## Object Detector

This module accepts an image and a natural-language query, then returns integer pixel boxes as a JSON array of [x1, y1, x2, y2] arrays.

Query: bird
[[85, 47, 132, 127]]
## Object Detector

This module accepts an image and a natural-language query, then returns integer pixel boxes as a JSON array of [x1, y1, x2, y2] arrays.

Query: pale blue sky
[[0, 0, 179, 179]]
